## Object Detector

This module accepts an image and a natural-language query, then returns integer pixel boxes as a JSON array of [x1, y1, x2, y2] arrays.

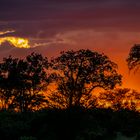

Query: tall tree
[[0, 53, 49, 112], [127, 44, 140, 71], [0, 57, 20, 110], [49, 49, 122, 109]]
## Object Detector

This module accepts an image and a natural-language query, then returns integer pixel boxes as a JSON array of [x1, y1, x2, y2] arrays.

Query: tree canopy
[[48, 49, 122, 109], [0, 53, 49, 112], [127, 44, 140, 71], [99, 88, 140, 111]]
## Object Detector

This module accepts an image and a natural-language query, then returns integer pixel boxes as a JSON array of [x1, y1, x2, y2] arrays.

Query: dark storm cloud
[[0, 0, 140, 38]]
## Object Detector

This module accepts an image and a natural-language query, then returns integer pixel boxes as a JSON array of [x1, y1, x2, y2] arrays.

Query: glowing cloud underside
[[0, 30, 15, 35], [0, 37, 30, 48]]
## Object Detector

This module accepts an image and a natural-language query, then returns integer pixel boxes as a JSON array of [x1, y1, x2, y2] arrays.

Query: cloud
[[0, 0, 139, 57], [0, 0, 140, 91], [0, 41, 15, 52], [0, 37, 30, 48], [0, 30, 15, 36], [0, 0, 140, 40]]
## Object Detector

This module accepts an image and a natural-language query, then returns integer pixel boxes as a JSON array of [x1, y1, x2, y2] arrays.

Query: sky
[[0, 0, 140, 91]]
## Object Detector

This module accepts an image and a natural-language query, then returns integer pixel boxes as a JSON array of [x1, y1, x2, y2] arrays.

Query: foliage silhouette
[[0, 49, 139, 140], [48, 49, 122, 109], [0, 53, 49, 112], [0, 108, 140, 140], [127, 44, 140, 71], [99, 88, 140, 111]]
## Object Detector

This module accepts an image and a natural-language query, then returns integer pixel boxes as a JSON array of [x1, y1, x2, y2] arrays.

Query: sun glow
[[0, 37, 30, 48]]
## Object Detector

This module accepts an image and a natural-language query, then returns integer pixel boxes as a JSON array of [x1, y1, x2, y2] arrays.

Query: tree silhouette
[[48, 49, 122, 109], [127, 44, 140, 71], [0, 53, 49, 112], [99, 88, 140, 111], [0, 57, 19, 110]]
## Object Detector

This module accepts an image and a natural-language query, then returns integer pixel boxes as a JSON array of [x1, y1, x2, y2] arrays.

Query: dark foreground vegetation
[[0, 45, 140, 140], [1, 108, 140, 140]]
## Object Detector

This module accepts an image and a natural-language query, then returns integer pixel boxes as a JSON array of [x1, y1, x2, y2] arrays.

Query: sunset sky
[[0, 0, 140, 91]]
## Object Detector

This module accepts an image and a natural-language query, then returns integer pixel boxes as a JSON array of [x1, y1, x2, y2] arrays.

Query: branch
[[86, 84, 103, 95]]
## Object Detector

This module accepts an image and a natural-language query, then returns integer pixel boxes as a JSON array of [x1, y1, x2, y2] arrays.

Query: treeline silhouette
[[0, 47, 140, 140]]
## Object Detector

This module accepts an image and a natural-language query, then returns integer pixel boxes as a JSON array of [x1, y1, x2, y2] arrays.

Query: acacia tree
[[127, 44, 140, 71], [48, 49, 122, 109], [0, 53, 49, 112]]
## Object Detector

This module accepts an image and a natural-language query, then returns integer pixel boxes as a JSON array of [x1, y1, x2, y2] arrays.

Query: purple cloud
[[0, 0, 140, 40]]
